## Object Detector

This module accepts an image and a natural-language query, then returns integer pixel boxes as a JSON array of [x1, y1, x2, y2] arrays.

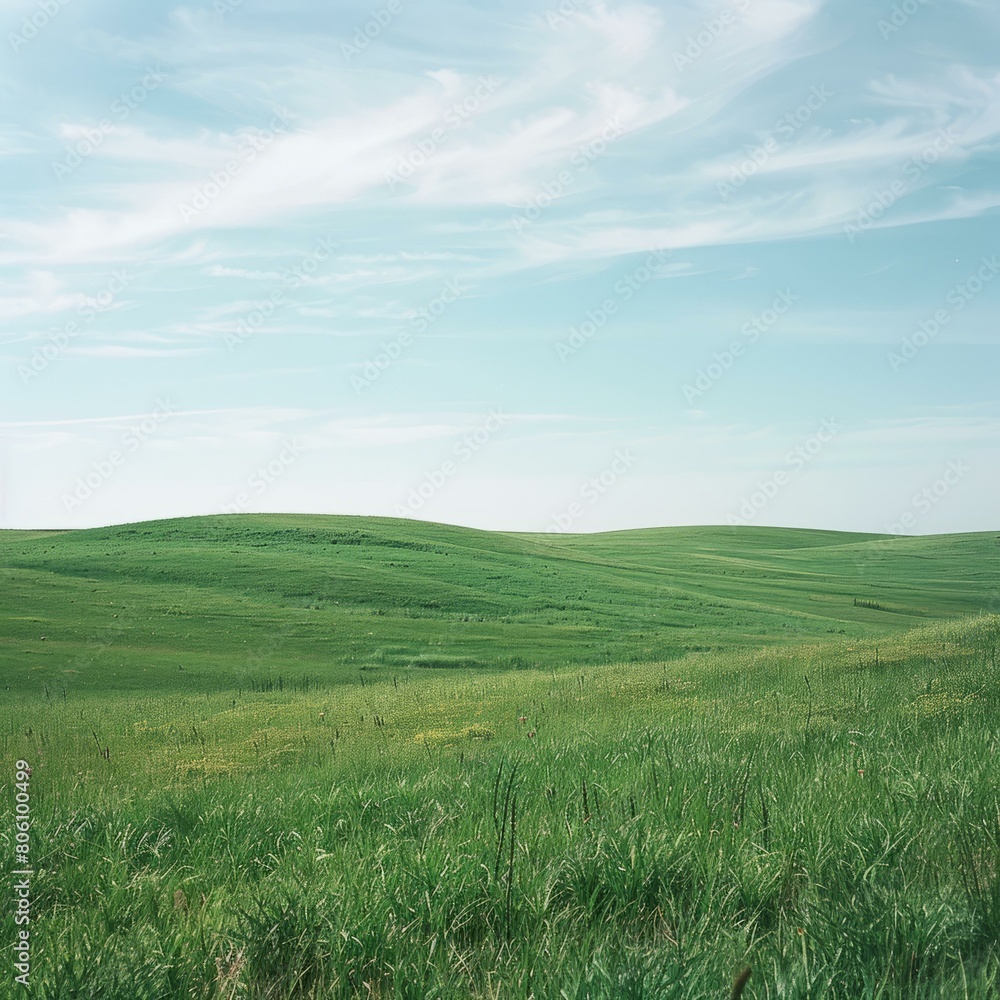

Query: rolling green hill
[[2, 516, 999, 997], [1, 514, 996, 695]]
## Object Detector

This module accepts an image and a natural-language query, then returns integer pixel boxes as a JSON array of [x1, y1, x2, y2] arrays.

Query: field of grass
[[1, 516, 999, 998], [1, 515, 998, 696]]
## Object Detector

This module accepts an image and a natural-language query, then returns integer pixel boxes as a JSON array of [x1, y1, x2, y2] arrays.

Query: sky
[[1, 0, 998, 534]]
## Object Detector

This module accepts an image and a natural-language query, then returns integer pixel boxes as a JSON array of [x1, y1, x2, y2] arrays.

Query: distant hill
[[1, 514, 996, 694]]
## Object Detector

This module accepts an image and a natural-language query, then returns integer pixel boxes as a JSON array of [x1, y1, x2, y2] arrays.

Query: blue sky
[[1, 0, 998, 533]]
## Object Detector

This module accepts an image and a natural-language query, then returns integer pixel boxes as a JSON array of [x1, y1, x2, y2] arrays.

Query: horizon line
[[2, 510, 997, 540]]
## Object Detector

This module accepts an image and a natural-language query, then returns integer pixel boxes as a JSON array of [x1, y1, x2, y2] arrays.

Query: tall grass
[[1, 616, 998, 997]]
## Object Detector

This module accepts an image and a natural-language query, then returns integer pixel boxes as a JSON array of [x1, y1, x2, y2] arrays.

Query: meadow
[[1, 515, 999, 998]]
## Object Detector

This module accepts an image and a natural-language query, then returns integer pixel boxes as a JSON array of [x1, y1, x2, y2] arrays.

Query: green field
[[1, 516, 999, 998]]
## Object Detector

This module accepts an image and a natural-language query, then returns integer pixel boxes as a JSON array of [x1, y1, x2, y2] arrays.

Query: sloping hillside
[[0, 515, 996, 693]]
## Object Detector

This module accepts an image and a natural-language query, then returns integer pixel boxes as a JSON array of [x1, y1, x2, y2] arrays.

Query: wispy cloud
[[2, 0, 997, 532]]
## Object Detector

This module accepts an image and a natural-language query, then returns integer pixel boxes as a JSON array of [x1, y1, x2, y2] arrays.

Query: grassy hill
[[1, 514, 997, 695], [2, 516, 999, 997]]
